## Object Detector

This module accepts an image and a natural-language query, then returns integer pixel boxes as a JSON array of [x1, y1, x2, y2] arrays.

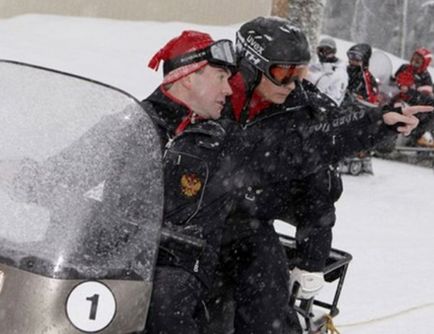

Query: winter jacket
[[347, 65, 379, 104], [143, 87, 241, 286], [225, 61, 396, 271], [307, 57, 349, 106]]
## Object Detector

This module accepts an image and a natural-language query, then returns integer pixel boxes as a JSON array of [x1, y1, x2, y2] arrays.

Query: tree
[[272, 0, 327, 60], [271, 0, 289, 18], [287, 0, 327, 59], [322, 0, 433, 60]]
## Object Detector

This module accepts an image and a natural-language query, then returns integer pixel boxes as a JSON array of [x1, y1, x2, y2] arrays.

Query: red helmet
[[411, 48, 432, 72], [395, 68, 415, 88]]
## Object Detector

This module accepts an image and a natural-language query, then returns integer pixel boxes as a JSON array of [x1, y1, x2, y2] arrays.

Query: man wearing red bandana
[[141, 30, 240, 334]]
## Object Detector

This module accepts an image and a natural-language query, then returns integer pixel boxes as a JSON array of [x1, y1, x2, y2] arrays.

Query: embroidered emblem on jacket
[[180, 173, 202, 197]]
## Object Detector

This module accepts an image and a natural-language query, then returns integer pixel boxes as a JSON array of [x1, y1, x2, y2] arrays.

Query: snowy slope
[[1, 14, 434, 333]]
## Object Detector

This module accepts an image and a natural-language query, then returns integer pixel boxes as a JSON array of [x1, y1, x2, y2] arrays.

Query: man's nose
[[223, 80, 233, 96]]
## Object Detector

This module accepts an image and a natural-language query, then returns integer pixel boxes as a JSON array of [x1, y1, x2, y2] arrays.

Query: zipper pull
[[163, 137, 174, 158]]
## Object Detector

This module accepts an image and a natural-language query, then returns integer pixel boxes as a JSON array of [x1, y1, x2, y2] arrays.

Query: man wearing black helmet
[[346, 43, 379, 104], [214, 16, 432, 334]]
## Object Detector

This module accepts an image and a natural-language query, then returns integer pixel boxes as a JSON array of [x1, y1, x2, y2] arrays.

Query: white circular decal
[[66, 281, 116, 333]]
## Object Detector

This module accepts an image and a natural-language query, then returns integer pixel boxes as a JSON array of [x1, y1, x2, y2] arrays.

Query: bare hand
[[383, 105, 434, 136], [417, 85, 433, 96], [401, 105, 433, 117]]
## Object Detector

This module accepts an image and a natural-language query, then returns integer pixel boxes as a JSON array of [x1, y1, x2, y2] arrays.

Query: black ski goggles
[[317, 46, 334, 56], [265, 64, 307, 86], [163, 39, 237, 74]]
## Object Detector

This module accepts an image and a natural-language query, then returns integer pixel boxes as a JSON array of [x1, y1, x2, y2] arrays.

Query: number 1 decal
[[86, 294, 100, 320], [66, 281, 116, 332]]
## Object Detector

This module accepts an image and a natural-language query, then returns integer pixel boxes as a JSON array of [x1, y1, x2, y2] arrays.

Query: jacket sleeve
[[301, 97, 397, 168], [291, 167, 342, 272]]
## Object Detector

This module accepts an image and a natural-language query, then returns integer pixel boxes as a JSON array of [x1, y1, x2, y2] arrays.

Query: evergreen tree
[[286, 0, 327, 60]]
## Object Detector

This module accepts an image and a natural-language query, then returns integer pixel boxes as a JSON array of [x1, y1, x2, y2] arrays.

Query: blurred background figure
[[307, 37, 348, 106], [392, 48, 434, 148], [346, 43, 379, 105]]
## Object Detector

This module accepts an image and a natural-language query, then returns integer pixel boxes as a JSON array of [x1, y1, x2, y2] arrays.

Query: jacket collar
[[146, 86, 193, 136]]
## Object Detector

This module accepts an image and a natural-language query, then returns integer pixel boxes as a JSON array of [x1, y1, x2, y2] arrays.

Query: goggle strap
[[163, 50, 209, 74], [163, 40, 236, 75]]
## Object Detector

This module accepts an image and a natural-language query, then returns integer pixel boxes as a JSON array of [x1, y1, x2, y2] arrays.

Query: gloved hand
[[289, 267, 325, 300]]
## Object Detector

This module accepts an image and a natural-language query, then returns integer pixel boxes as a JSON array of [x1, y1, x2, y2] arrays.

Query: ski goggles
[[347, 51, 363, 62], [164, 39, 237, 74], [266, 64, 307, 86], [317, 46, 334, 57]]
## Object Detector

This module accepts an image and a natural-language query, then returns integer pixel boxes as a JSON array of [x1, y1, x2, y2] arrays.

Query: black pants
[[144, 266, 204, 334], [218, 220, 302, 334]]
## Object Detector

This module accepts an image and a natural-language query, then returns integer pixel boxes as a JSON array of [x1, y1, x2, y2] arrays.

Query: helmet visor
[[267, 64, 307, 86], [164, 39, 237, 73], [317, 47, 334, 57], [347, 50, 363, 62]]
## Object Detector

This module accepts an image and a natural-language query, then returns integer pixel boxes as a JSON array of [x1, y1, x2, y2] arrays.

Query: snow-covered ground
[[1, 14, 434, 333]]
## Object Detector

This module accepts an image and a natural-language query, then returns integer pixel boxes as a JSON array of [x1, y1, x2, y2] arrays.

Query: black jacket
[[347, 65, 379, 104], [226, 62, 396, 271], [143, 87, 242, 286]]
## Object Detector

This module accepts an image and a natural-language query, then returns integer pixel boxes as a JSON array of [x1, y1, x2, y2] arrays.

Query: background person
[[307, 37, 348, 106]]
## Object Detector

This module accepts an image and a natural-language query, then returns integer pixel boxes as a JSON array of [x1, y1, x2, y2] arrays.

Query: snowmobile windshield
[[0, 60, 163, 282]]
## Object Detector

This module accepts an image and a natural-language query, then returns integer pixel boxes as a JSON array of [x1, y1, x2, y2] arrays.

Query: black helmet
[[347, 43, 372, 67], [236, 16, 311, 83]]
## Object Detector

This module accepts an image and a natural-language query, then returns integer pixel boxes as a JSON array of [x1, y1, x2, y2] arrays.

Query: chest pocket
[[163, 150, 209, 226]]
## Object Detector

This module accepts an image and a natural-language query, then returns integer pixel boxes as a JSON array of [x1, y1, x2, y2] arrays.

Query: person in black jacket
[[141, 30, 243, 334], [346, 43, 380, 105], [212, 16, 432, 334]]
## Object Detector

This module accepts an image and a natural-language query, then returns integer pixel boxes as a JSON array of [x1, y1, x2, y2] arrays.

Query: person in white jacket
[[307, 37, 348, 106]]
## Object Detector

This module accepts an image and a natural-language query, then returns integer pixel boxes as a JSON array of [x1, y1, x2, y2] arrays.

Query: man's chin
[[273, 96, 287, 104]]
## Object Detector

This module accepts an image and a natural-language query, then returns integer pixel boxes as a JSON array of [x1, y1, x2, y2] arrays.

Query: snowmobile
[[0, 60, 352, 334], [338, 152, 374, 176]]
